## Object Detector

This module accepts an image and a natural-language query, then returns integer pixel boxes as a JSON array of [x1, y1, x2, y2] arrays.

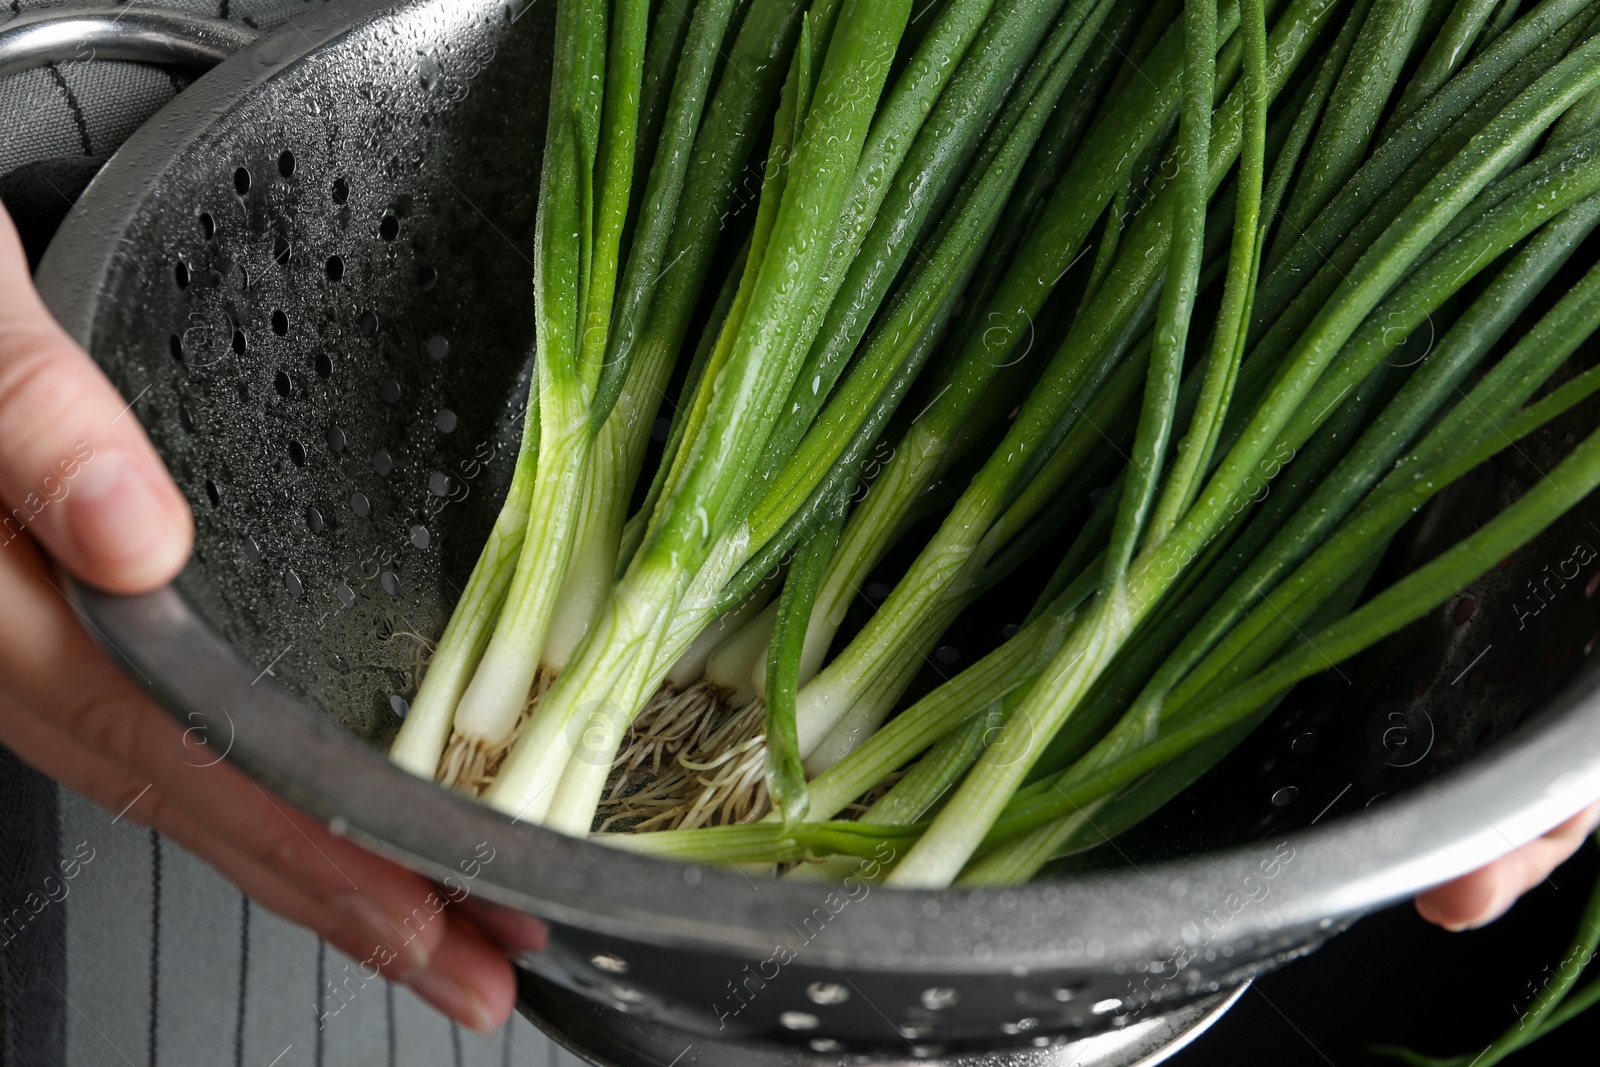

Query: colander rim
[[33, 0, 1600, 975]]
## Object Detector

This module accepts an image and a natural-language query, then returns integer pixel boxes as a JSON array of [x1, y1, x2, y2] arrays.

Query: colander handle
[[0, 4, 256, 81]]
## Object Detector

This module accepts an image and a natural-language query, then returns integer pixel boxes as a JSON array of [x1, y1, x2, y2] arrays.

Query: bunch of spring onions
[[390, 0, 1600, 889]]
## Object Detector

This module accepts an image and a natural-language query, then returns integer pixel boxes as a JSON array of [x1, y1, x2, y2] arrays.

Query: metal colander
[[29, 1, 1600, 1064]]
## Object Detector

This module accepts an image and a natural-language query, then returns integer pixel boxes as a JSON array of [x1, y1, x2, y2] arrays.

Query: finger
[[151, 803, 436, 982], [0, 541, 453, 969], [401, 909, 518, 1034], [0, 694, 518, 1017], [197, 838, 517, 1035], [182, 818, 516, 1032], [451, 891, 550, 960], [0, 204, 191, 593], [0, 686, 425, 971], [1416, 802, 1600, 931], [0, 689, 379, 968], [4, 694, 512, 1017], [2, 674, 524, 997]]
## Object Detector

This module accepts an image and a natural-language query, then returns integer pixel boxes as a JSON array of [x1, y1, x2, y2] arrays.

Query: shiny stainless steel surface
[[0, 4, 255, 80], [514, 968, 1249, 1067]]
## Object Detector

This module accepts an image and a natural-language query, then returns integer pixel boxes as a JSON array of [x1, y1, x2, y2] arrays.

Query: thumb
[[0, 204, 192, 593]]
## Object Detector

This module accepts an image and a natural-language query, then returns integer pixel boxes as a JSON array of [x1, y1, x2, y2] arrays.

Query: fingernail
[[1445, 891, 1510, 932], [488, 911, 548, 960], [453, 897, 548, 959], [405, 968, 495, 1034], [66, 451, 185, 585], [330, 896, 429, 978]]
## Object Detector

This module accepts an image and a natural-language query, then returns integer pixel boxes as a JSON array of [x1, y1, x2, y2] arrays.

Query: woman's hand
[[0, 204, 533, 1032], [1416, 803, 1600, 931]]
